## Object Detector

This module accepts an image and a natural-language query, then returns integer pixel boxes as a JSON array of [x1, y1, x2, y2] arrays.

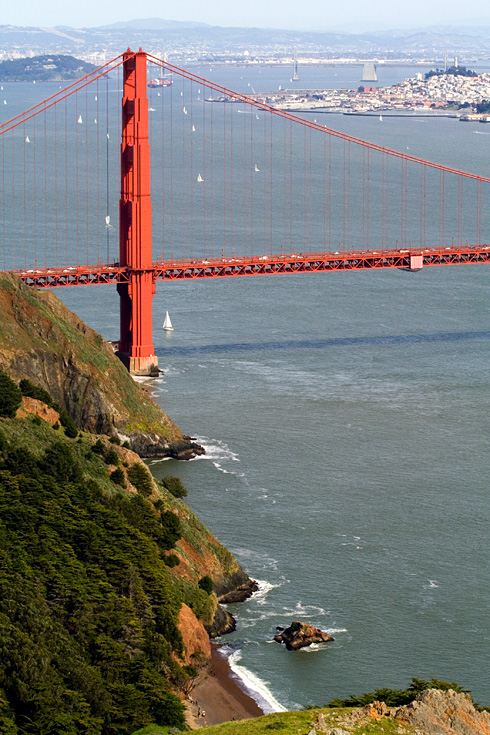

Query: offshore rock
[[274, 620, 334, 650], [0, 273, 203, 459]]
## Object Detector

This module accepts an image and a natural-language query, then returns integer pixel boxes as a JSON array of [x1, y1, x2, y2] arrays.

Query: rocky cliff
[[0, 273, 201, 458]]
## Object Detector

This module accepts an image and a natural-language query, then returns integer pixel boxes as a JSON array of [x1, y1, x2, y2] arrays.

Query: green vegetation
[[325, 677, 470, 708], [161, 476, 188, 499], [0, 370, 22, 418], [0, 54, 97, 82], [476, 100, 490, 113], [198, 575, 214, 595], [425, 65, 477, 79], [193, 709, 414, 735], [0, 409, 202, 734], [128, 463, 155, 497]]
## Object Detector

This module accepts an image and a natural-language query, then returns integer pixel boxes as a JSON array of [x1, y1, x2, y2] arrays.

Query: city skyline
[[5, 0, 490, 33]]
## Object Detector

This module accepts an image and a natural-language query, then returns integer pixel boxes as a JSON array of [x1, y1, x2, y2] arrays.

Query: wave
[[251, 579, 285, 606], [225, 647, 288, 713]]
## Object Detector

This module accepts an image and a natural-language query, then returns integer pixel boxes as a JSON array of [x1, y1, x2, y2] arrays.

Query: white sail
[[78, 115, 83, 124], [192, 124, 196, 132], [379, 115, 383, 121], [105, 215, 111, 227], [197, 173, 204, 183], [254, 164, 260, 172], [183, 106, 187, 115], [163, 311, 174, 331], [25, 136, 30, 143]]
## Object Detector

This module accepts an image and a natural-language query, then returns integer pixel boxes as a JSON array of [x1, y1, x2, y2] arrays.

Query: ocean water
[[4, 64, 489, 710]]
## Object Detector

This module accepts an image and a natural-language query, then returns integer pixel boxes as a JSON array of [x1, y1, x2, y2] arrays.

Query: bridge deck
[[11, 245, 490, 288]]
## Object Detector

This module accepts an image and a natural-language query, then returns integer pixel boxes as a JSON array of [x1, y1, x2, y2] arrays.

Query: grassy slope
[[0, 273, 181, 444], [189, 708, 417, 735]]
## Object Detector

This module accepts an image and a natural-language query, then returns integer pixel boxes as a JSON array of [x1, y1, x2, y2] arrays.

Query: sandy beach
[[185, 645, 265, 728]]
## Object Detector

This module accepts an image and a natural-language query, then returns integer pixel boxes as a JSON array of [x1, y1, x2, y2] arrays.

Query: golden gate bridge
[[1, 49, 489, 374]]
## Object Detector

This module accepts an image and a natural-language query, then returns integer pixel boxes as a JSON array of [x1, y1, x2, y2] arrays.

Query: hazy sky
[[4, 0, 490, 31]]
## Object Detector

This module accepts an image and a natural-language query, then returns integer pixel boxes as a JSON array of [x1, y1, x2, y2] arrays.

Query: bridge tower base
[[117, 48, 158, 376]]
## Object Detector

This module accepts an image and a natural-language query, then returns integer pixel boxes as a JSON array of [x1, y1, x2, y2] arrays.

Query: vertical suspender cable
[[11, 129, 15, 269], [54, 102, 58, 265], [23, 124, 26, 267], [85, 86, 89, 264], [106, 73, 110, 263], [44, 109, 47, 267]]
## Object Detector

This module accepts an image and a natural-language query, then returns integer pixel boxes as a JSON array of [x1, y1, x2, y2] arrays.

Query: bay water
[[3, 63, 489, 710]]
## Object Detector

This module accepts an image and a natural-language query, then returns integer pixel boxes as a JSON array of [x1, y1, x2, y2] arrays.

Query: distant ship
[[163, 311, 174, 331], [148, 78, 172, 88]]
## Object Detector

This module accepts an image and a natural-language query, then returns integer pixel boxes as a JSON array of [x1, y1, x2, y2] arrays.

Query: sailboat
[[197, 173, 204, 183], [163, 311, 174, 331], [192, 124, 196, 132], [77, 115, 83, 124], [254, 164, 260, 172], [25, 136, 30, 143], [379, 115, 383, 122]]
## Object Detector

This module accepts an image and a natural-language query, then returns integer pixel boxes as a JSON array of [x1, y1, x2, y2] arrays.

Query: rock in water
[[274, 620, 334, 650]]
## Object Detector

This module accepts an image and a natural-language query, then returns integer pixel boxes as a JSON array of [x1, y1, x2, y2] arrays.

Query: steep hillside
[[0, 273, 200, 458], [0, 386, 253, 734]]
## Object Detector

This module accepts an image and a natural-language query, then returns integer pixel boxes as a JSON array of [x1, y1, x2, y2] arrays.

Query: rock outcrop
[[311, 690, 490, 735], [274, 621, 334, 650], [395, 689, 490, 735], [0, 273, 202, 458]]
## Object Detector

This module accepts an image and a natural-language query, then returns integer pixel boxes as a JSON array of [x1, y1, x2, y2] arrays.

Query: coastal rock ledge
[[274, 620, 334, 650]]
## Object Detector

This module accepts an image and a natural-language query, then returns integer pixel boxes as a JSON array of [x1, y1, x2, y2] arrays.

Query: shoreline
[[186, 644, 265, 728]]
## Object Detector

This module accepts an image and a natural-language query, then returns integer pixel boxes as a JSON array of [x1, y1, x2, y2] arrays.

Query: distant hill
[[96, 17, 211, 30], [0, 54, 96, 81]]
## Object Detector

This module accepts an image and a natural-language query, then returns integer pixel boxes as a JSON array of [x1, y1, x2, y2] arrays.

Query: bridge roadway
[[13, 244, 490, 288]]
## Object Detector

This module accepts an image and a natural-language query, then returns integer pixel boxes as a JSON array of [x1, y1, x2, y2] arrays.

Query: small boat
[[192, 124, 196, 132], [105, 215, 112, 228], [78, 115, 83, 124], [379, 115, 383, 121], [197, 173, 204, 183], [25, 136, 30, 143], [183, 106, 187, 115], [254, 164, 260, 172], [163, 311, 174, 331]]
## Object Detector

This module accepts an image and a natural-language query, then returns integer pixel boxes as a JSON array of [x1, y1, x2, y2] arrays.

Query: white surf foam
[[251, 579, 284, 606], [226, 647, 288, 713]]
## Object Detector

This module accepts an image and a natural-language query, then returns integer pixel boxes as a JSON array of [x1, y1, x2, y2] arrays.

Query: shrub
[[160, 511, 182, 549], [40, 442, 82, 483], [122, 440, 130, 449], [0, 370, 22, 418], [19, 378, 53, 406], [4, 447, 39, 478], [52, 422, 60, 430], [109, 436, 121, 445], [110, 467, 126, 487], [127, 463, 154, 497], [198, 575, 213, 595], [164, 553, 180, 568], [31, 415, 42, 426], [57, 408, 78, 439], [91, 438, 105, 455], [104, 448, 119, 466], [161, 475, 188, 498]]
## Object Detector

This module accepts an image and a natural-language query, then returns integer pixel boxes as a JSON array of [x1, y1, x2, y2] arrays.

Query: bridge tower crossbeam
[[116, 49, 158, 376]]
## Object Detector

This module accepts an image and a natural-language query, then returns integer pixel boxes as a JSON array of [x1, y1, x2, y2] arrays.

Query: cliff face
[[0, 273, 200, 458]]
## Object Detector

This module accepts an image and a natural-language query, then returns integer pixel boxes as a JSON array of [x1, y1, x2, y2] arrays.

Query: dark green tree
[[0, 370, 22, 418], [161, 475, 188, 498]]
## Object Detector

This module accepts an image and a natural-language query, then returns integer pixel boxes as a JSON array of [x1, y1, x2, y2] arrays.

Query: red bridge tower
[[117, 49, 158, 375]]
